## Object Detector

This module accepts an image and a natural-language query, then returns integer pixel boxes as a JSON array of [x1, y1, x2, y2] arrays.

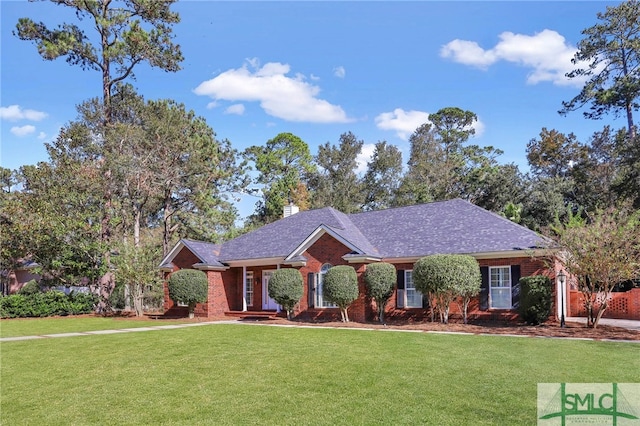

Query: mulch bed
[[235, 317, 640, 341], [25, 313, 636, 341]]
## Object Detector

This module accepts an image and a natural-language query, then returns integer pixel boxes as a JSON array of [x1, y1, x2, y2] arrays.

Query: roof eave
[[224, 257, 287, 268], [192, 263, 229, 271], [382, 247, 557, 264], [342, 255, 382, 264]]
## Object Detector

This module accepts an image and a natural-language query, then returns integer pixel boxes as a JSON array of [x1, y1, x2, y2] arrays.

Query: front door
[[262, 270, 280, 310]]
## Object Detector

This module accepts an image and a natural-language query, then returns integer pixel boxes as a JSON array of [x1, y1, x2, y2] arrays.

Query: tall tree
[[522, 128, 588, 230], [396, 107, 481, 205], [15, 1, 184, 297], [361, 141, 403, 211], [395, 123, 439, 206], [571, 126, 624, 212], [560, 0, 640, 137], [138, 98, 247, 254], [310, 132, 364, 213], [15, 0, 183, 124], [526, 128, 586, 179], [244, 133, 315, 224]]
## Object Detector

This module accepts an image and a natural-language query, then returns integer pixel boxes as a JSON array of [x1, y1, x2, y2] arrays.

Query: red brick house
[[159, 199, 564, 322]]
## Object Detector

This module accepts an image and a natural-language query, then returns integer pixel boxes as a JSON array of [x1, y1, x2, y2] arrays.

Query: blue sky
[[0, 1, 625, 220]]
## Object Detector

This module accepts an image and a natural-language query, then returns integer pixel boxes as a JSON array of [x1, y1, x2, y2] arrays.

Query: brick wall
[[383, 256, 556, 323], [163, 246, 238, 318], [166, 240, 560, 323], [569, 288, 640, 320], [296, 233, 368, 323]]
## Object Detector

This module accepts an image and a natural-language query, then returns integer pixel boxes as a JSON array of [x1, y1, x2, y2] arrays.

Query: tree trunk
[[462, 299, 469, 325], [133, 282, 144, 317]]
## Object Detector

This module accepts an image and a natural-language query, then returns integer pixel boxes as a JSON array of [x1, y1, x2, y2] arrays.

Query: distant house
[[1, 259, 40, 296], [159, 199, 564, 322]]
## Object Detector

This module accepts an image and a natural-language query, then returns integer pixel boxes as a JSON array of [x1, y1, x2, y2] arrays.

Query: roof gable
[[158, 239, 225, 270]]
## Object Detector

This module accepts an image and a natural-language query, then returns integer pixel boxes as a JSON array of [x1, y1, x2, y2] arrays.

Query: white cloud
[[206, 101, 219, 109], [1, 105, 48, 121], [356, 143, 376, 174], [11, 125, 36, 137], [225, 104, 245, 115], [375, 108, 485, 140], [375, 108, 431, 140], [333, 66, 346, 79], [440, 29, 588, 87], [193, 60, 352, 123], [37, 132, 47, 140]]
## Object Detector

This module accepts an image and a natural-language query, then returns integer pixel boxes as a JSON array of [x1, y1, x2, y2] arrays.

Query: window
[[405, 270, 423, 308], [245, 271, 253, 307], [316, 263, 337, 308], [397, 270, 423, 308], [489, 266, 511, 309]]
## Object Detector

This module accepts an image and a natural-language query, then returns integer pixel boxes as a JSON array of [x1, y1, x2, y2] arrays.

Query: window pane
[[489, 266, 511, 308], [405, 271, 422, 308], [406, 288, 422, 308], [490, 288, 511, 309], [316, 265, 336, 308], [245, 272, 253, 307]]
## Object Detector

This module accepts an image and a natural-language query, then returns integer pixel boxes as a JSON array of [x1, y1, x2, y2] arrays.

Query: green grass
[[1, 322, 638, 425], [0, 316, 189, 338]]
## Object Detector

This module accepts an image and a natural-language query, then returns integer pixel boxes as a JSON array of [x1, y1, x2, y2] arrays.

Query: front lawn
[[1, 322, 637, 425]]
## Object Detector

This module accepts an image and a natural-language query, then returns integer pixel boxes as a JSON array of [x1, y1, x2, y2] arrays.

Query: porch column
[[276, 264, 281, 313], [242, 266, 247, 312]]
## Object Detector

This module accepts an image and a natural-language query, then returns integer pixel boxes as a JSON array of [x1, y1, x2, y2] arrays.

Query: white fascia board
[[342, 255, 382, 264], [285, 225, 362, 261], [224, 257, 287, 268], [192, 263, 229, 271]]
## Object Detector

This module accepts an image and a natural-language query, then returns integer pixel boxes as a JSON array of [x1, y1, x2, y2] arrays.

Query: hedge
[[0, 291, 98, 318]]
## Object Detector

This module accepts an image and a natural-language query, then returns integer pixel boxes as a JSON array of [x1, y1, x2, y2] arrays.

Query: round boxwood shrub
[[268, 268, 304, 320], [414, 254, 480, 324], [323, 265, 359, 322], [519, 275, 553, 325], [168, 269, 208, 318], [364, 262, 396, 324]]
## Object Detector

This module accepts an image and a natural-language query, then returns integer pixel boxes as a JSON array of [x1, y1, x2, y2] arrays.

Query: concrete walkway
[[0, 320, 238, 342], [1, 317, 638, 343]]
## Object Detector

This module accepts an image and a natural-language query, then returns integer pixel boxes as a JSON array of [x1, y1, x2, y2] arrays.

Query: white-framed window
[[404, 270, 423, 308], [397, 270, 423, 309], [489, 266, 512, 309], [245, 271, 254, 307], [316, 263, 337, 308]]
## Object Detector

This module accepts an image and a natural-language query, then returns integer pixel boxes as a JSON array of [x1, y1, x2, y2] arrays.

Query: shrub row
[[0, 291, 97, 318]]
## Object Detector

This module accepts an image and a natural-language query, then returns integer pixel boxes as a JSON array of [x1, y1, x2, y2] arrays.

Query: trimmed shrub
[[519, 275, 553, 325], [268, 269, 304, 320], [323, 265, 359, 322], [414, 254, 480, 324], [18, 279, 41, 295], [167, 269, 208, 318], [0, 290, 97, 318], [364, 262, 396, 324]]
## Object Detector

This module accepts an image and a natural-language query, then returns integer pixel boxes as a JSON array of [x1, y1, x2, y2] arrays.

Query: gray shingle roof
[[350, 199, 547, 258], [172, 199, 548, 267]]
